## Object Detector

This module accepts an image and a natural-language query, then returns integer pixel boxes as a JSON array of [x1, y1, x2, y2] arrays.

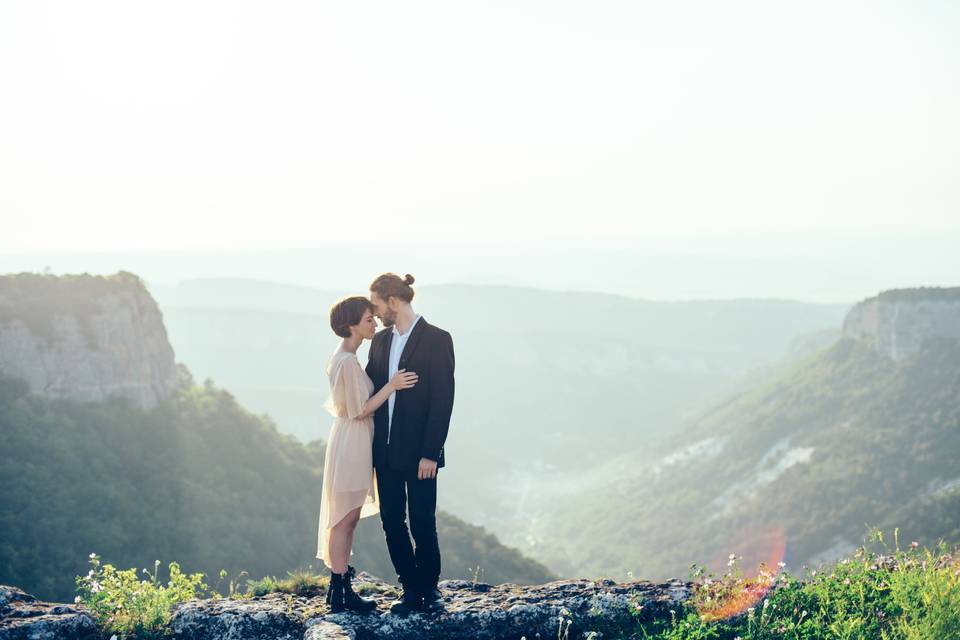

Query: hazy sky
[[2, 1, 958, 253]]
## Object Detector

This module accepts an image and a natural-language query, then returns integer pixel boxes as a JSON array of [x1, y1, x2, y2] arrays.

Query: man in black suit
[[365, 273, 455, 615]]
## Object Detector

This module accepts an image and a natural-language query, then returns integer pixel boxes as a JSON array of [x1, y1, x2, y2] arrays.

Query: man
[[365, 272, 455, 615]]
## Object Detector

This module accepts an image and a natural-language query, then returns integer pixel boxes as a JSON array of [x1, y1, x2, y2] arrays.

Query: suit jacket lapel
[[377, 330, 393, 383], [398, 316, 428, 369]]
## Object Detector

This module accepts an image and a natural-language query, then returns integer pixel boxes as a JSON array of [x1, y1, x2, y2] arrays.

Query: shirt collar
[[392, 313, 422, 337]]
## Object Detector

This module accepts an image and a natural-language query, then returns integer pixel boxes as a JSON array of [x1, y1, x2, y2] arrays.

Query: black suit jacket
[[366, 316, 455, 473]]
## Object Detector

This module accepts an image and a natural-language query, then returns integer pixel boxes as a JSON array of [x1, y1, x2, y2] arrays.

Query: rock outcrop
[[0, 585, 98, 640], [1, 573, 693, 640], [842, 287, 960, 360], [0, 271, 176, 409]]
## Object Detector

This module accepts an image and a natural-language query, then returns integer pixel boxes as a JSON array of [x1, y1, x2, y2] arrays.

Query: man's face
[[370, 291, 396, 327]]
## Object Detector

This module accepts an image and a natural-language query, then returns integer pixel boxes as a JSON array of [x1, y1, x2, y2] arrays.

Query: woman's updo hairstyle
[[329, 296, 374, 338], [369, 272, 416, 303]]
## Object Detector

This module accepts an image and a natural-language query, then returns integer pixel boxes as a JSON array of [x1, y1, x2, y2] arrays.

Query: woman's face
[[352, 308, 377, 340]]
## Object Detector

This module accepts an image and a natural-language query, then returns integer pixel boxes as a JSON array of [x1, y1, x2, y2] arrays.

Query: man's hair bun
[[370, 272, 416, 303]]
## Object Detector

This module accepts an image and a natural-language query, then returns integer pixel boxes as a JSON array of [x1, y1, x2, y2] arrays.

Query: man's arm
[[421, 330, 455, 463]]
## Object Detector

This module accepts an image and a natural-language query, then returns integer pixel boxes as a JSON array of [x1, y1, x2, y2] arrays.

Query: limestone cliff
[[842, 287, 960, 360], [0, 271, 176, 409]]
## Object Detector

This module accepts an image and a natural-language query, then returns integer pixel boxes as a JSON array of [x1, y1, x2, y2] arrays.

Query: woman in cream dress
[[317, 296, 417, 613]]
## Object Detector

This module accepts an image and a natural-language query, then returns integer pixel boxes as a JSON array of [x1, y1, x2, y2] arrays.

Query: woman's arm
[[355, 368, 417, 420]]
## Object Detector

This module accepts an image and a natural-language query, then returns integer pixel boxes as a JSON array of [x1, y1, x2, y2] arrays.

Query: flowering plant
[[75, 553, 209, 639]]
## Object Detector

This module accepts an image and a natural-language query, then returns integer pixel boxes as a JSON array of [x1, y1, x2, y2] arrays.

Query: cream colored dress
[[316, 350, 380, 568]]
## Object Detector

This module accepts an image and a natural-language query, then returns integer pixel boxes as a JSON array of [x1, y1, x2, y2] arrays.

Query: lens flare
[[696, 525, 788, 621]]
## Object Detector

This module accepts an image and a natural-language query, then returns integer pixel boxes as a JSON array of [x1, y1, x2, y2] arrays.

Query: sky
[[1, 0, 958, 255]]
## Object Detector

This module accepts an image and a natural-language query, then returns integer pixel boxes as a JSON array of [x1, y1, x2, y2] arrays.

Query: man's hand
[[417, 457, 438, 480]]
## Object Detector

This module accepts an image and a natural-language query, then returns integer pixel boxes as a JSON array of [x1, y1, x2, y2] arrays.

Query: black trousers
[[375, 466, 441, 593]]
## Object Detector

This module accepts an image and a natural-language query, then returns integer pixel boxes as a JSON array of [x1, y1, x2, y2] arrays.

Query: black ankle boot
[[325, 570, 345, 612], [341, 565, 377, 613]]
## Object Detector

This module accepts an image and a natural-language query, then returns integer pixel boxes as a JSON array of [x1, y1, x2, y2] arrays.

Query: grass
[[629, 528, 960, 640], [242, 566, 329, 597]]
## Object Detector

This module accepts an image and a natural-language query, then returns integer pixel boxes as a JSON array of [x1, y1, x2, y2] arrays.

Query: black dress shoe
[[420, 586, 444, 612], [388, 587, 422, 616]]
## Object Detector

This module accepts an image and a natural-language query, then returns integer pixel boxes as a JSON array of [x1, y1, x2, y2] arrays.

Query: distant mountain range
[[5, 233, 958, 302]]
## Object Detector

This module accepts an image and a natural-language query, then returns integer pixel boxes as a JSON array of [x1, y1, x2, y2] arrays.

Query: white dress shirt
[[387, 313, 422, 443]]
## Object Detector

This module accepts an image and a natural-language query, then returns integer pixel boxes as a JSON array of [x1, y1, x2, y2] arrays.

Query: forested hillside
[[525, 335, 960, 580], [0, 366, 553, 603]]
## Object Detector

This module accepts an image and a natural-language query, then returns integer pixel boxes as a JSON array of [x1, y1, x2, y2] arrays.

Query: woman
[[317, 295, 418, 613]]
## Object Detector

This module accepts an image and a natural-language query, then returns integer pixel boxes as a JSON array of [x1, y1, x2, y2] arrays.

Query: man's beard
[[380, 312, 396, 327]]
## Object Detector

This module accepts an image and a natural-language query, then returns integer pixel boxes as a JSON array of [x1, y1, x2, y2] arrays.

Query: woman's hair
[[329, 296, 374, 338], [369, 272, 416, 303]]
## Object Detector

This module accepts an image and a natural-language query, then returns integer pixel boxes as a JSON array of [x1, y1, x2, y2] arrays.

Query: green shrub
[[74, 554, 209, 640], [74, 554, 340, 638]]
